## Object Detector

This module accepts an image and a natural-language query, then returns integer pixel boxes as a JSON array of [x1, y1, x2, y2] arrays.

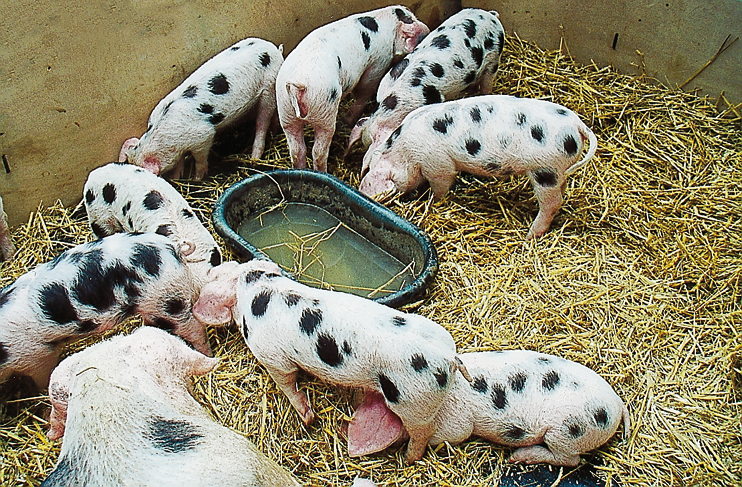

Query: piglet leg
[[283, 122, 308, 169], [311, 125, 335, 172], [508, 445, 580, 467], [265, 365, 315, 426], [403, 420, 437, 464], [527, 172, 565, 239], [250, 94, 275, 160]]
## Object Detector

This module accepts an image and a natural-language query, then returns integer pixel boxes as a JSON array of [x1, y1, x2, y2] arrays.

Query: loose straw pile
[[0, 34, 740, 486]]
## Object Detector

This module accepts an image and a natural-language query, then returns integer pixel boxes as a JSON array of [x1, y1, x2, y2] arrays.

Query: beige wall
[[0, 0, 740, 226]]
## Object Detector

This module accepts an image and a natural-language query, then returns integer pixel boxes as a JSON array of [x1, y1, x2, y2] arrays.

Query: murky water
[[236, 202, 415, 298]]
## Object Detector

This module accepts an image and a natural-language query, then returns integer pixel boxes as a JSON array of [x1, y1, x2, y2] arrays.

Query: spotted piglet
[[43, 327, 302, 486], [359, 95, 598, 239], [0, 232, 210, 390], [192, 260, 470, 464], [119, 37, 283, 179], [276, 6, 429, 172], [84, 162, 222, 288], [347, 8, 504, 168], [350, 351, 630, 467]]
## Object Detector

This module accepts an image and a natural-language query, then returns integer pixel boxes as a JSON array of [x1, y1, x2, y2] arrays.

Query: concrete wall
[[0, 0, 740, 226]]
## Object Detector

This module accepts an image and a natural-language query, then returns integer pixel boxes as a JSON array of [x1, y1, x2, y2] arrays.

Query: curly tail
[[565, 124, 598, 177]]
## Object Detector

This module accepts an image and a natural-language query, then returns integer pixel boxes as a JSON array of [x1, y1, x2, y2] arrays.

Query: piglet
[[349, 350, 630, 467], [42, 326, 301, 486], [84, 162, 222, 288], [347, 8, 504, 168], [192, 260, 470, 464], [0, 232, 210, 390], [0, 195, 16, 261], [119, 37, 283, 179], [276, 6, 429, 172], [359, 95, 598, 239]]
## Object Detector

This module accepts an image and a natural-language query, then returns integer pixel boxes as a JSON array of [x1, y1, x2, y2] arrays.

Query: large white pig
[[43, 326, 302, 486]]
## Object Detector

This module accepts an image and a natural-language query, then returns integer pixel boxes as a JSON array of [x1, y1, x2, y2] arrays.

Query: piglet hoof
[[301, 406, 316, 427]]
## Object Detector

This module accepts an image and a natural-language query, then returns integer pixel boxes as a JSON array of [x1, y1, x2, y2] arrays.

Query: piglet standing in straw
[[359, 94, 598, 239], [0, 232, 210, 390], [192, 260, 470, 464], [349, 350, 630, 467], [84, 162, 222, 289], [120, 37, 283, 179], [43, 326, 302, 487], [347, 8, 505, 169], [276, 5, 429, 172]]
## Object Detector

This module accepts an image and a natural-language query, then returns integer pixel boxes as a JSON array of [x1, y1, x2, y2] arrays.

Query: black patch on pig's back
[[147, 416, 204, 453], [432, 114, 454, 134], [208, 74, 230, 95], [509, 372, 527, 393], [361, 31, 371, 50], [143, 191, 164, 211], [131, 243, 162, 277], [431, 34, 451, 49], [433, 368, 448, 388], [593, 407, 610, 428], [411, 353, 428, 371], [472, 376, 488, 393], [563, 134, 579, 156], [465, 138, 481, 156], [358, 16, 379, 32], [316, 332, 343, 367], [183, 85, 198, 98], [463, 19, 477, 38], [251, 290, 272, 317], [259, 52, 271, 67], [300, 307, 322, 335], [102, 184, 117, 204], [389, 58, 409, 80], [155, 224, 173, 237], [422, 85, 442, 105], [378, 373, 400, 403], [39, 282, 78, 325], [542, 370, 560, 391], [209, 248, 222, 267], [381, 94, 398, 111], [491, 383, 508, 409]]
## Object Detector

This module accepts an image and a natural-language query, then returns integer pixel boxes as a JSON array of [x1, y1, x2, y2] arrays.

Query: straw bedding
[[0, 34, 740, 486]]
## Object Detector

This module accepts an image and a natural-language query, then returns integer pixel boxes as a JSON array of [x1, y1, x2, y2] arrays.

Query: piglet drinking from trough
[[0, 232, 210, 390], [275, 6, 429, 172], [0, 194, 16, 261], [349, 350, 630, 467], [84, 162, 222, 289], [119, 37, 283, 179], [347, 8, 504, 167], [192, 260, 470, 464], [42, 326, 302, 487], [359, 94, 598, 239]]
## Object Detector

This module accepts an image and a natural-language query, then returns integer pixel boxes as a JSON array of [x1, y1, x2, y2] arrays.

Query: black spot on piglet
[[389, 58, 409, 80], [542, 370, 560, 391], [209, 74, 230, 95], [465, 138, 481, 156], [102, 183, 117, 204], [85, 189, 95, 204], [251, 290, 272, 317], [392, 315, 406, 327], [509, 372, 527, 393], [563, 135, 578, 156], [143, 191, 164, 211], [148, 416, 204, 453], [156, 224, 173, 237], [361, 31, 371, 50], [472, 376, 488, 393], [182, 85, 198, 98], [531, 125, 545, 143], [431, 35, 451, 49], [358, 16, 379, 32], [209, 248, 222, 266], [423, 86, 442, 105], [165, 298, 186, 316], [503, 424, 527, 440], [534, 168, 558, 187], [434, 368, 448, 388], [567, 419, 586, 438], [131, 243, 162, 277], [491, 383, 508, 409], [593, 407, 610, 428], [378, 373, 400, 403], [259, 52, 271, 67], [411, 353, 428, 371], [316, 332, 343, 367], [300, 308, 322, 335], [394, 7, 414, 24], [382, 94, 398, 111], [432, 114, 454, 134]]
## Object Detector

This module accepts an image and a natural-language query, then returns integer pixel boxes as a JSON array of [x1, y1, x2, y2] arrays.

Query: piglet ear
[[142, 155, 161, 175], [192, 284, 236, 325], [401, 24, 427, 53], [189, 355, 220, 377], [348, 391, 405, 456], [118, 137, 139, 162]]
